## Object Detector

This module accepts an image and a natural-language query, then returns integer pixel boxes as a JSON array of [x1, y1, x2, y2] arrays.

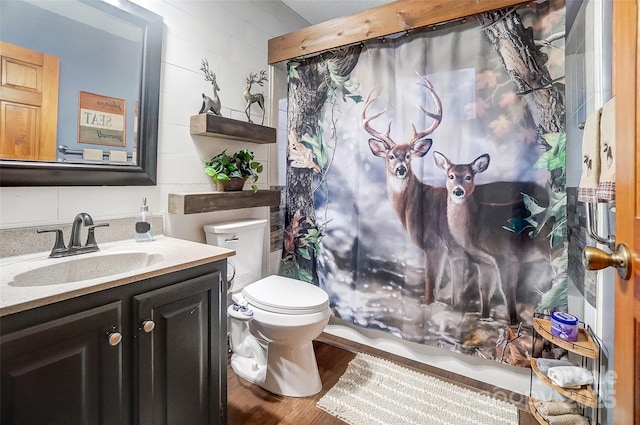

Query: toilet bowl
[[203, 219, 330, 398], [227, 275, 330, 397]]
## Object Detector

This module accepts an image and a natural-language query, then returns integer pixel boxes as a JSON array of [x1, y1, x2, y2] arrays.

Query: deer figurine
[[199, 58, 222, 116], [433, 151, 550, 324], [243, 70, 267, 124], [364, 75, 469, 305]]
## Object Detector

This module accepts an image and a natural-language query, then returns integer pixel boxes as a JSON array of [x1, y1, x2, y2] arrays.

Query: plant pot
[[217, 177, 246, 191]]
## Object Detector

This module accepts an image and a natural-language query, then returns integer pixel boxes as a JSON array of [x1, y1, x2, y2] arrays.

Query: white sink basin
[[0, 236, 235, 317], [8, 251, 164, 287]]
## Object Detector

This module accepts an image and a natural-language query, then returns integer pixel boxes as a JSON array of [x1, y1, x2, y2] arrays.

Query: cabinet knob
[[583, 243, 631, 280], [142, 320, 155, 333], [107, 332, 122, 346]]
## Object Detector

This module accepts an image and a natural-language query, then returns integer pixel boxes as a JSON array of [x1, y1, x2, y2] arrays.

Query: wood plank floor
[[227, 335, 538, 425]]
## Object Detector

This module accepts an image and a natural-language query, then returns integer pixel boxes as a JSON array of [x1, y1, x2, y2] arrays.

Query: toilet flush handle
[[232, 293, 248, 308]]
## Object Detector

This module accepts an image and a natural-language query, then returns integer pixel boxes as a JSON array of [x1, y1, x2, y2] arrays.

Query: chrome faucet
[[37, 212, 109, 258]]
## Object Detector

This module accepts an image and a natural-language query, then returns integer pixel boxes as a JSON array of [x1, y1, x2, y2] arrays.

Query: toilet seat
[[242, 275, 329, 315]]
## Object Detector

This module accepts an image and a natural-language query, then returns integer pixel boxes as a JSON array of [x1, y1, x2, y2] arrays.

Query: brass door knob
[[108, 332, 122, 346], [142, 320, 155, 333], [582, 243, 631, 280]]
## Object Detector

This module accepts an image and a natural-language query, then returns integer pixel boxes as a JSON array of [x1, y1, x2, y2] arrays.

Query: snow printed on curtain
[[281, 2, 567, 366]]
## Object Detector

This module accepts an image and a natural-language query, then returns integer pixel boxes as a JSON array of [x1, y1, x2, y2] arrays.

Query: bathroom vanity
[[0, 236, 233, 425]]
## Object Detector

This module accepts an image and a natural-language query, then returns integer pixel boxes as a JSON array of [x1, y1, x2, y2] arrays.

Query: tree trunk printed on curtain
[[281, 1, 567, 365], [281, 46, 362, 284], [478, 6, 568, 312]]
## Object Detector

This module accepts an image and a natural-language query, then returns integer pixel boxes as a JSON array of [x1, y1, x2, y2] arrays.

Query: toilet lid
[[242, 275, 329, 315]]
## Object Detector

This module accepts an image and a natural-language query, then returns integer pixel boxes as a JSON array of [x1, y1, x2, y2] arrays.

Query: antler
[[410, 73, 442, 143], [362, 86, 395, 147], [200, 58, 216, 83], [246, 70, 268, 88], [250, 70, 268, 86]]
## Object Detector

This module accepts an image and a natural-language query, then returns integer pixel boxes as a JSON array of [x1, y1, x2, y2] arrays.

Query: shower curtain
[[282, 1, 567, 366]]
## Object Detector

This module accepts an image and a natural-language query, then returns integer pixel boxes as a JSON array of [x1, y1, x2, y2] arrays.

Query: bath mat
[[317, 353, 518, 425]]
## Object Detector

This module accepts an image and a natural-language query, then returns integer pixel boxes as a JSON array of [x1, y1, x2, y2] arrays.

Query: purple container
[[550, 312, 579, 342]]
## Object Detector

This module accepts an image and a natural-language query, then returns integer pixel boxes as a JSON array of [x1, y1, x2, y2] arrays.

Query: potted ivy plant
[[204, 149, 263, 193]]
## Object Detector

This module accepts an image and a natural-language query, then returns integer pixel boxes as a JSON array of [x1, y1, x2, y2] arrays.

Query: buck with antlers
[[199, 58, 222, 116], [433, 151, 550, 324], [364, 75, 468, 305], [243, 70, 267, 124]]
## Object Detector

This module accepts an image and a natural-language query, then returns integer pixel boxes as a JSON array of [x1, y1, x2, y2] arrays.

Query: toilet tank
[[203, 219, 267, 292]]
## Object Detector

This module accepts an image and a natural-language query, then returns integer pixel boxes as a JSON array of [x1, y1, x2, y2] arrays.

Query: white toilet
[[204, 219, 330, 397]]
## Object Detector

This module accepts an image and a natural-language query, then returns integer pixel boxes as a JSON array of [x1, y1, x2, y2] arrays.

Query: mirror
[[0, 0, 162, 186]]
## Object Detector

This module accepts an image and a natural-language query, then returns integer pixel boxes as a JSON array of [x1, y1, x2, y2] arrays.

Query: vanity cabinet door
[[134, 272, 224, 425], [0, 302, 123, 425]]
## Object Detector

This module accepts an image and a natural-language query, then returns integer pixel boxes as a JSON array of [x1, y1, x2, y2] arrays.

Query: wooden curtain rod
[[268, 0, 527, 64]]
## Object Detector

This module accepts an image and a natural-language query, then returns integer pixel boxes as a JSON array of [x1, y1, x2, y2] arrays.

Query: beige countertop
[[0, 235, 234, 317]]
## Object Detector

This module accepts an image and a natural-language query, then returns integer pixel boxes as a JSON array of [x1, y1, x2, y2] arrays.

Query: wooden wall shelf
[[168, 190, 281, 214], [190, 114, 276, 144]]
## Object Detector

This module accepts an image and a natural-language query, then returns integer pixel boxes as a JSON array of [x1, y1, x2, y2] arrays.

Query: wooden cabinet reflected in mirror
[[0, 42, 60, 162], [0, 0, 162, 186]]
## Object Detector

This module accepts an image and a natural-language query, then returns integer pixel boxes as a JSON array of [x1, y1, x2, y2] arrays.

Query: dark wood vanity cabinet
[[0, 261, 228, 425], [0, 302, 124, 425], [135, 274, 227, 425]]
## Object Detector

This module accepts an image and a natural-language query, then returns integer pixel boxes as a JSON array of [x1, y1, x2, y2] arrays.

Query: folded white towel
[[536, 358, 575, 374], [577, 108, 602, 203], [109, 150, 128, 162], [596, 97, 616, 201], [82, 148, 103, 161], [547, 366, 593, 388]]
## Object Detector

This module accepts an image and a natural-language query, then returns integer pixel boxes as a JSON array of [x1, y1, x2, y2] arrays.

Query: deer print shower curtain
[[282, 1, 567, 365]]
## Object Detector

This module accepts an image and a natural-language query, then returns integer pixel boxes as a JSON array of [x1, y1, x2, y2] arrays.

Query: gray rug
[[317, 353, 518, 425]]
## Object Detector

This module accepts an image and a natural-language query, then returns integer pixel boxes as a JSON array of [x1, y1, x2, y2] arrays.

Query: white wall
[[0, 0, 308, 241]]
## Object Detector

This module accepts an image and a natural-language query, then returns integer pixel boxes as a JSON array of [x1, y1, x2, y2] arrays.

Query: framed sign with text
[[78, 91, 126, 146]]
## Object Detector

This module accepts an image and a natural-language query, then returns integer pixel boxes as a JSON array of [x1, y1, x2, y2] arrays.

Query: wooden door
[[0, 302, 123, 425], [613, 1, 640, 424], [0, 41, 59, 161], [134, 272, 225, 425]]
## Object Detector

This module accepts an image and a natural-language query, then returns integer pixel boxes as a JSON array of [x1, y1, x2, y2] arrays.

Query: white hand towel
[[82, 148, 103, 161], [547, 366, 593, 388], [109, 150, 128, 162], [577, 108, 602, 203], [597, 97, 616, 201]]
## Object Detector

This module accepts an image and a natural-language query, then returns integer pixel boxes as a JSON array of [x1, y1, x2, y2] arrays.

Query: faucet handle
[[86, 223, 110, 247], [37, 228, 67, 257]]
